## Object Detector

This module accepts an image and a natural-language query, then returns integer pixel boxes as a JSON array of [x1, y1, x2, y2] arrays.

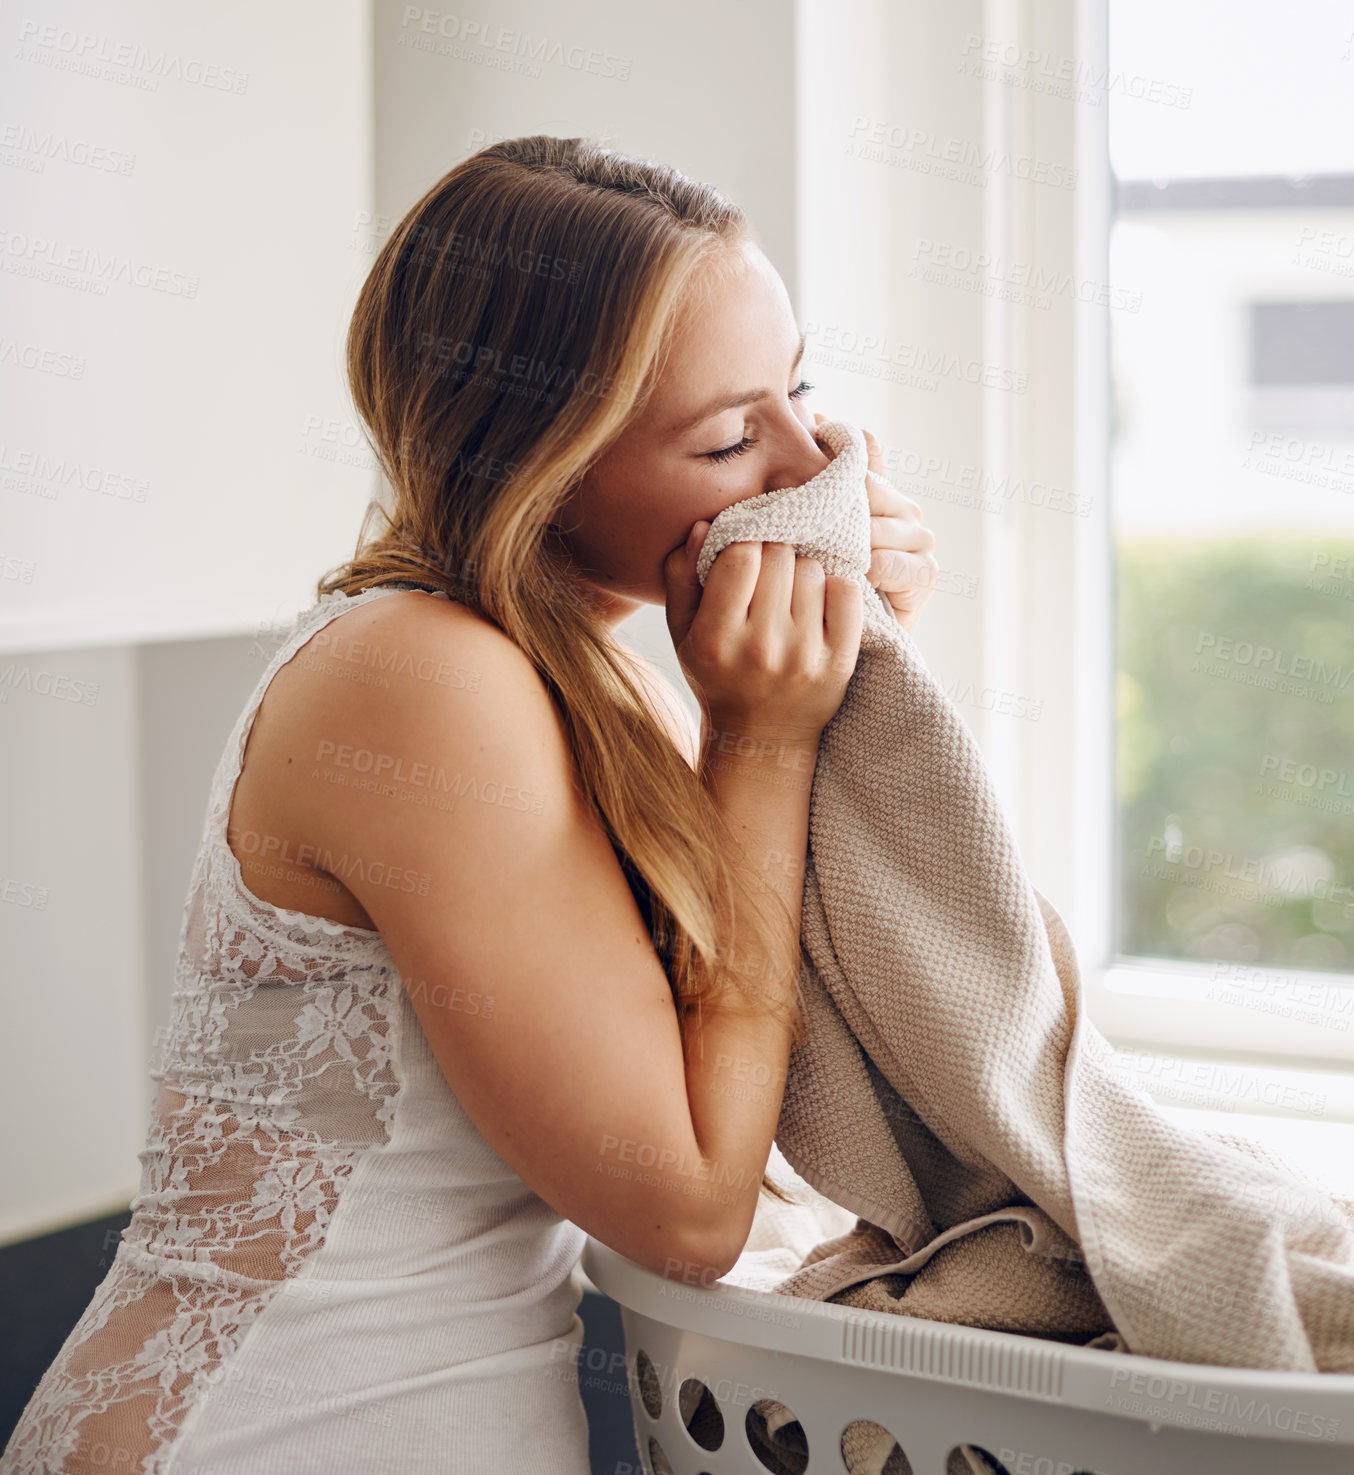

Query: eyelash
[[702, 379, 815, 463]]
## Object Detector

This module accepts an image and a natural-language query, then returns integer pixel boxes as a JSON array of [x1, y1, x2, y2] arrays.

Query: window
[[1249, 299, 1354, 431], [1104, 0, 1354, 1075]]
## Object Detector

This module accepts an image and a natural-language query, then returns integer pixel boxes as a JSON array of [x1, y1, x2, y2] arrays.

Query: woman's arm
[[273, 593, 746, 1283], [675, 718, 818, 1280]]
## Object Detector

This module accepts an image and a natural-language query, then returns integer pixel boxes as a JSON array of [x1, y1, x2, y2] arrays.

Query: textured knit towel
[[693, 421, 1354, 1392]]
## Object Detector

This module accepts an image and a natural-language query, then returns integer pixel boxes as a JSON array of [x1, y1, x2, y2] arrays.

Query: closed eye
[[700, 380, 815, 463]]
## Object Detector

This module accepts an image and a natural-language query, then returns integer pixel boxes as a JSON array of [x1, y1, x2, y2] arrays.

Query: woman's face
[[551, 238, 830, 624]]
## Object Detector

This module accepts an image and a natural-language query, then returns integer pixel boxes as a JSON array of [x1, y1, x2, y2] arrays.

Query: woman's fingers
[[862, 427, 921, 522], [869, 514, 935, 554], [822, 574, 865, 677], [684, 540, 763, 646], [863, 426, 889, 495], [788, 554, 828, 637], [872, 548, 940, 603], [745, 541, 799, 636], [661, 522, 710, 648]]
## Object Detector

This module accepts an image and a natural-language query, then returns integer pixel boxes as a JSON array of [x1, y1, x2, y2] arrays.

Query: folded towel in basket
[[694, 420, 1354, 1385]]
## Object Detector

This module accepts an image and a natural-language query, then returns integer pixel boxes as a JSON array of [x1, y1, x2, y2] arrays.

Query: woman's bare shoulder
[[246, 589, 560, 817], [318, 586, 520, 658], [350, 592, 699, 764], [276, 589, 696, 767], [291, 588, 546, 702]]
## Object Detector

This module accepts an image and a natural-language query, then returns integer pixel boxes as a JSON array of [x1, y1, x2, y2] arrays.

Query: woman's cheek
[[711, 474, 760, 517]]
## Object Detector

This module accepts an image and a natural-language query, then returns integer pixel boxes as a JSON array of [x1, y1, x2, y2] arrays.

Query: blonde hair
[[318, 136, 806, 1202]]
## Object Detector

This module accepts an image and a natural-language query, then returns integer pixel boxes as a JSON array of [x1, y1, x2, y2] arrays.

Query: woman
[[2, 135, 937, 1474]]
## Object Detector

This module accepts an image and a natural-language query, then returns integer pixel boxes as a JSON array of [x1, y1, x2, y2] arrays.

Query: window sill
[[1086, 959, 1354, 1086]]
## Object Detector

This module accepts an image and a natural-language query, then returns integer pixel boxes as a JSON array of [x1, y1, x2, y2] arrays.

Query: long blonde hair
[[318, 136, 805, 1202]]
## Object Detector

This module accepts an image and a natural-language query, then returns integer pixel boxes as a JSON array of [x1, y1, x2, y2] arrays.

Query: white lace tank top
[[1, 585, 593, 1475]]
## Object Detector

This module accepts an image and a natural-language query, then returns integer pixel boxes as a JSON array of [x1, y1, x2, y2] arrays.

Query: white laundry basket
[[580, 1236, 1354, 1475]]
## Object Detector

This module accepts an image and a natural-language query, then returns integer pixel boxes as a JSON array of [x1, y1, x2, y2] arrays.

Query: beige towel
[[693, 420, 1354, 1383]]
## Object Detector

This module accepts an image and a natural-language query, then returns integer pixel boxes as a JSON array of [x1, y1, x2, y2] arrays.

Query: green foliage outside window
[[1117, 534, 1354, 976]]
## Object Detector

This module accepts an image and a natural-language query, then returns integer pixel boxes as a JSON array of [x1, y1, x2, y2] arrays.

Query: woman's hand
[[813, 412, 939, 637], [662, 527, 863, 749]]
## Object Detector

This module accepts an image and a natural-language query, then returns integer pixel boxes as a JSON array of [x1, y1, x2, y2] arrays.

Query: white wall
[[0, 644, 144, 1242], [0, 0, 374, 650], [794, 0, 988, 714], [0, 1, 372, 1243]]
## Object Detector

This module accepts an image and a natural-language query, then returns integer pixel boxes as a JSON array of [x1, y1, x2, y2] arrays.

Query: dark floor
[[0, 1208, 642, 1472]]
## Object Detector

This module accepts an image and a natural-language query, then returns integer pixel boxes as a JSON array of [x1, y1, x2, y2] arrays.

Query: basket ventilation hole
[[946, 1447, 1012, 1475], [841, 1419, 913, 1475], [677, 1377, 724, 1451], [746, 1398, 809, 1475], [648, 1435, 676, 1474], [634, 1349, 663, 1419]]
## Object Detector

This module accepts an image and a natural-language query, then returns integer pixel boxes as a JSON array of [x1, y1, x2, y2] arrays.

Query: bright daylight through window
[[1109, 0, 1354, 1048]]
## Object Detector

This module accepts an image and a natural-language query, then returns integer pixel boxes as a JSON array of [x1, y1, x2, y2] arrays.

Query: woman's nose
[[766, 415, 831, 495]]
